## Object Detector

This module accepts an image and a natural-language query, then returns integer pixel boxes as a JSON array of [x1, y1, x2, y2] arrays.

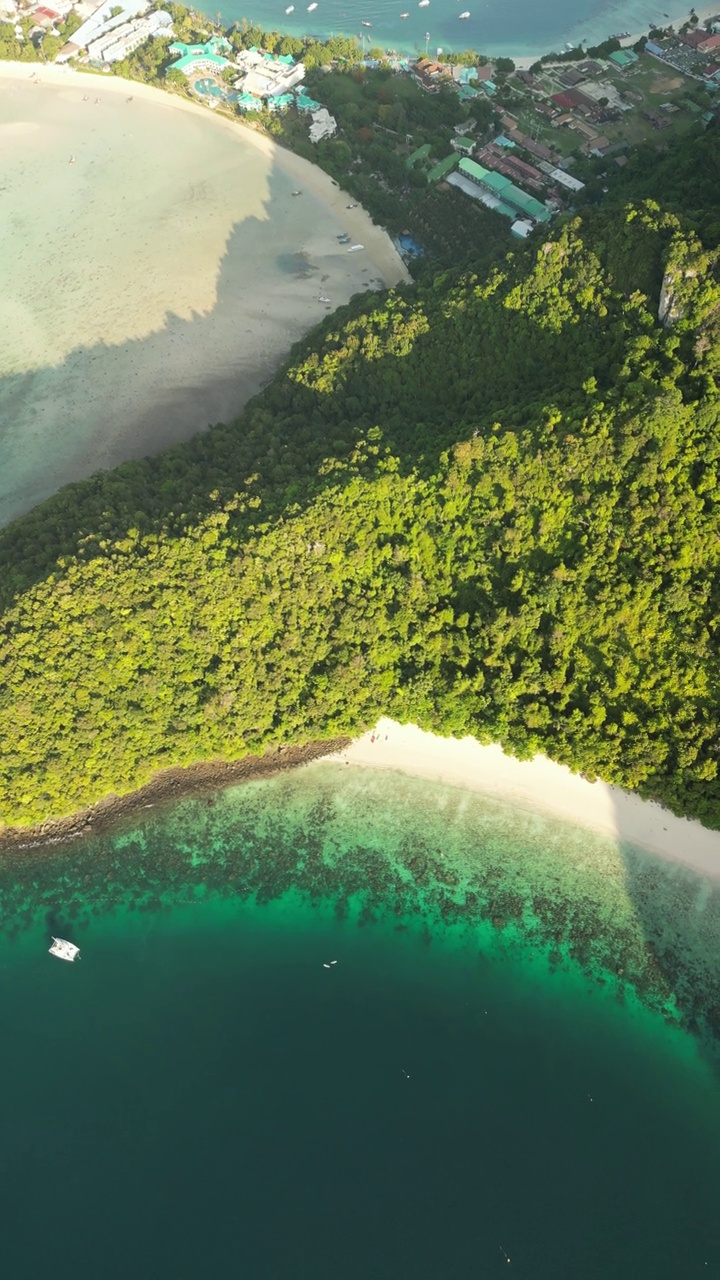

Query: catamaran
[[49, 937, 80, 962]]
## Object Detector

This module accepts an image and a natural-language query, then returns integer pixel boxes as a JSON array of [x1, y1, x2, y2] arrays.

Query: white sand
[[0, 63, 409, 525], [323, 718, 720, 879]]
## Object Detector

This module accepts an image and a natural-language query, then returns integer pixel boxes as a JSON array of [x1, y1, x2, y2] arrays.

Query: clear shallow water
[[1, 764, 719, 1278], [216, 0, 668, 59]]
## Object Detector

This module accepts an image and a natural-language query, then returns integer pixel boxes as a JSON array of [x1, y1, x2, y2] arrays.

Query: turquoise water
[[216, 0, 667, 59], [2, 764, 719, 1277]]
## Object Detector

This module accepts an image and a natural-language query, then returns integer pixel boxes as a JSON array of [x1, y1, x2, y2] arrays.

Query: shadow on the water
[[613, 799, 720, 1070], [0, 200, 619, 608], [0, 151, 377, 536]]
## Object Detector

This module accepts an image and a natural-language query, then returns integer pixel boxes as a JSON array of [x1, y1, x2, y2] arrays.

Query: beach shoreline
[[0, 61, 409, 290], [0, 738, 351, 856], [0, 61, 409, 525], [3, 718, 720, 881], [321, 720, 720, 879]]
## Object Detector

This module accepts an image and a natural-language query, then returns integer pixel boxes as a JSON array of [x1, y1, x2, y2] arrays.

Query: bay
[[1, 763, 719, 1278], [215, 0, 669, 60]]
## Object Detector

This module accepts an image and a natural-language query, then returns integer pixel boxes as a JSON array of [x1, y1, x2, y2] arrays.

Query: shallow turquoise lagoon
[[1, 764, 718, 1278], [215, 0, 667, 60]]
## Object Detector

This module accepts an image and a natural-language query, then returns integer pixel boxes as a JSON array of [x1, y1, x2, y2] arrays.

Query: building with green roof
[[609, 49, 639, 68], [458, 158, 551, 222], [451, 136, 476, 155], [478, 169, 511, 194], [427, 153, 459, 182], [295, 91, 322, 112], [167, 36, 231, 76], [266, 93, 295, 111], [405, 143, 432, 170]]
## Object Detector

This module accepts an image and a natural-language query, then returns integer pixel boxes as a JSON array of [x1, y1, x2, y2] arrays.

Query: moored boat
[[49, 937, 80, 962]]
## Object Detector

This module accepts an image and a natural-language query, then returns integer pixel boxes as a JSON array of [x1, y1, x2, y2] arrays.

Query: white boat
[[459, 9, 470, 15], [361, 18, 372, 25], [285, 4, 294, 11], [292, 189, 302, 195], [418, 1, 429, 7], [318, 294, 331, 303], [307, 2, 317, 9], [400, 10, 409, 15], [49, 937, 80, 962], [347, 244, 364, 252]]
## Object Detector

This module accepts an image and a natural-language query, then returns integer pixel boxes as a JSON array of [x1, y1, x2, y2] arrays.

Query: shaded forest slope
[[1, 206, 719, 828]]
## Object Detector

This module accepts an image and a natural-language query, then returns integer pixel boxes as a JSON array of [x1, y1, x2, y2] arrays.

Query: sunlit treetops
[[0, 208, 719, 829]]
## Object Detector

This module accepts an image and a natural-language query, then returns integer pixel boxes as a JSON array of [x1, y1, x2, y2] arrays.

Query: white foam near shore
[[0, 63, 409, 526], [324, 719, 720, 879]]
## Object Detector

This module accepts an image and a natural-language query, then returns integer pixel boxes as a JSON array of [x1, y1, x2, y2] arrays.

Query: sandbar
[[324, 718, 720, 879]]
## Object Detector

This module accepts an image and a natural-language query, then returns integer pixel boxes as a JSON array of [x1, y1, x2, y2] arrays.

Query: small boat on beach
[[49, 937, 80, 962], [292, 190, 303, 196], [347, 244, 364, 252]]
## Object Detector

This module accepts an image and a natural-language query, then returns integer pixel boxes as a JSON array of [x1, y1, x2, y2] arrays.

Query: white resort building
[[69, 0, 151, 53], [86, 9, 172, 62], [234, 47, 305, 99], [308, 107, 337, 142]]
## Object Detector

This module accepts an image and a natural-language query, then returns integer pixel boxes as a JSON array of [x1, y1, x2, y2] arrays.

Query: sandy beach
[[0, 63, 409, 526], [324, 719, 720, 879]]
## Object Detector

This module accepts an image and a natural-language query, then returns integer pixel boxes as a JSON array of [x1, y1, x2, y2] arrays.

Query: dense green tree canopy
[[1, 208, 719, 829]]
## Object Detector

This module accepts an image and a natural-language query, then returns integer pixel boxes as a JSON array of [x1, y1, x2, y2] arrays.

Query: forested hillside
[[1, 205, 719, 828]]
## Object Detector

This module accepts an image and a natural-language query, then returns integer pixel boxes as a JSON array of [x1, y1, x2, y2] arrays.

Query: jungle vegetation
[[1, 205, 719, 829]]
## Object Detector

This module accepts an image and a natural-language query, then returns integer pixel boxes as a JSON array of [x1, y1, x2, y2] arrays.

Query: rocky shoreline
[[0, 738, 349, 856]]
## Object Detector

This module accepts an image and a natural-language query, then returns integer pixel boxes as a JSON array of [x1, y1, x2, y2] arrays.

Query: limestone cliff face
[[658, 265, 697, 328]]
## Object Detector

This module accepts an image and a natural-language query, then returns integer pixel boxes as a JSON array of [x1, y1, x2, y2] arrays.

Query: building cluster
[[0, 0, 176, 65], [162, 40, 338, 139], [85, 5, 171, 63], [644, 20, 720, 88]]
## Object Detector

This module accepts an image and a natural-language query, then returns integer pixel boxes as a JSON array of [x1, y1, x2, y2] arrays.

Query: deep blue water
[[0, 764, 718, 1278]]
